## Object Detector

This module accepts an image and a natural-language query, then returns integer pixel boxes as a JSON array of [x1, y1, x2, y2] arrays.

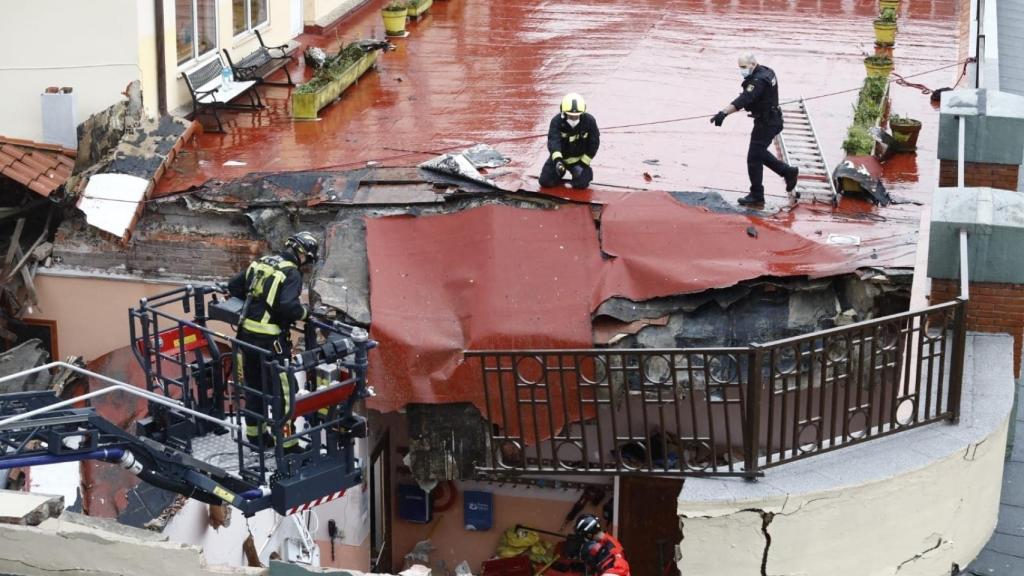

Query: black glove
[[711, 111, 728, 126], [555, 160, 567, 176]]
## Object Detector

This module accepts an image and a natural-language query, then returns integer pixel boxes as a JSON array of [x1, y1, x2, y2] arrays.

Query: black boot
[[738, 193, 765, 206], [785, 167, 800, 193], [246, 432, 276, 449]]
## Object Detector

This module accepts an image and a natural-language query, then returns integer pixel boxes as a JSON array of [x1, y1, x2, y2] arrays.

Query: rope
[[85, 57, 975, 203]]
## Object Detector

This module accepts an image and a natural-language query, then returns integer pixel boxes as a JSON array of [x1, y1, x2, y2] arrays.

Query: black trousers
[[539, 159, 593, 189], [236, 331, 294, 444], [747, 121, 791, 197]]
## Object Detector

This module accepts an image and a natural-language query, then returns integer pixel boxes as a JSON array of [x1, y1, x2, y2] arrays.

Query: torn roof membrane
[[364, 194, 850, 419]]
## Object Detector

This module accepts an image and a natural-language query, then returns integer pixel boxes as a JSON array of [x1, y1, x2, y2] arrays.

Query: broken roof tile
[[0, 135, 76, 197]]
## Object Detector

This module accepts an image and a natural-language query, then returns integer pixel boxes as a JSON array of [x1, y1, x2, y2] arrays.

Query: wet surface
[[157, 0, 960, 273]]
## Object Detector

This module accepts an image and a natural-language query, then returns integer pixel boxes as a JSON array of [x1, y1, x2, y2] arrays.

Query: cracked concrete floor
[[966, 378, 1024, 575]]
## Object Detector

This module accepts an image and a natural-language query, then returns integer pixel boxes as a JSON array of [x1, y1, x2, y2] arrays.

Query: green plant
[[877, 7, 896, 22], [890, 114, 921, 126], [843, 125, 875, 155], [863, 55, 892, 66], [294, 42, 368, 94], [384, 0, 406, 11]]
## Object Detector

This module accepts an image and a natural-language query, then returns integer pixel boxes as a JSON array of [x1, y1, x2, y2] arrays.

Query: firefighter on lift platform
[[575, 514, 631, 576], [227, 231, 320, 454], [710, 53, 799, 206], [539, 93, 600, 189]]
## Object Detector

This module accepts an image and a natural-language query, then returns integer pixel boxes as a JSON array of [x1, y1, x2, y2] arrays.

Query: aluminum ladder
[[776, 99, 837, 206]]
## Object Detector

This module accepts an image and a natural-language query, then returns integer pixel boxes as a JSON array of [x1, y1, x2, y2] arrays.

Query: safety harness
[[240, 255, 297, 337]]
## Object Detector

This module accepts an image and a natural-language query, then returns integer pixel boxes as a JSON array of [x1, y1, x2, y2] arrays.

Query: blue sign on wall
[[398, 484, 432, 524], [464, 490, 493, 531]]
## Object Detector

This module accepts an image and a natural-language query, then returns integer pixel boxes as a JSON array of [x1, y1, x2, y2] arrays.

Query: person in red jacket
[[574, 514, 631, 576]]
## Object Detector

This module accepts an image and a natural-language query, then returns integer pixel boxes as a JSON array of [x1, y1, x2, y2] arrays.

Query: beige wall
[[678, 417, 1009, 576], [305, 0, 366, 27], [26, 273, 183, 362], [0, 0, 141, 144]]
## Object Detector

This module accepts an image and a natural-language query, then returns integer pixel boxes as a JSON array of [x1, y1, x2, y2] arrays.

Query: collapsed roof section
[[46, 164, 912, 419]]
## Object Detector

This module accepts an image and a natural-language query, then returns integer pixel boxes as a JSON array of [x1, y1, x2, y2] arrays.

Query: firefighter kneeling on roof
[[539, 93, 600, 189], [228, 231, 320, 455], [574, 514, 631, 576]]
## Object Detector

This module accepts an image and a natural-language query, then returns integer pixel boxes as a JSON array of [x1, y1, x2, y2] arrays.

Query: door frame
[[369, 427, 392, 573]]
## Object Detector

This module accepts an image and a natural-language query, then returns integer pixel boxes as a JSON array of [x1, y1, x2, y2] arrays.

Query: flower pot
[[864, 57, 893, 78], [874, 20, 897, 45], [890, 119, 922, 151], [292, 50, 379, 119], [407, 0, 433, 18], [879, 0, 900, 12], [382, 8, 408, 36], [874, 43, 893, 58]]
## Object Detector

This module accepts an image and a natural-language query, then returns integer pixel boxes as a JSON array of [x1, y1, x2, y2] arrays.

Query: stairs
[[776, 99, 837, 205]]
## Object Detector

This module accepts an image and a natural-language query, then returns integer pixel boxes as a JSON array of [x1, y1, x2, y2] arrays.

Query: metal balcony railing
[[467, 299, 967, 480]]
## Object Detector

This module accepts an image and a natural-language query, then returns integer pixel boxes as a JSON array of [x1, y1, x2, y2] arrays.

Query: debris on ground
[[832, 156, 890, 206], [746, 226, 758, 238], [462, 144, 510, 168]]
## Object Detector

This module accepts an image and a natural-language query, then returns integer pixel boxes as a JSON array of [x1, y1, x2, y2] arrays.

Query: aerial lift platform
[[0, 284, 374, 517]]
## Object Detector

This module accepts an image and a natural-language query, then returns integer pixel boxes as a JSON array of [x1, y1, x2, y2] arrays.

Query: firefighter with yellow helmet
[[227, 231, 320, 454], [539, 93, 600, 189]]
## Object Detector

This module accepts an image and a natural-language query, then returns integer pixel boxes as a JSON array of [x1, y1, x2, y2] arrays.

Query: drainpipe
[[957, 115, 965, 187], [155, 0, 168, 115]]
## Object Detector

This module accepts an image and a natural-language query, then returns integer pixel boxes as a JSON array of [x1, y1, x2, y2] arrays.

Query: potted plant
[[874, 8, 897, 45], [879, 0, 900, 12], [863, 55, 893, 78], [889, 114, 922, 151], [382, 1, 408, 37], [874, 42, 893, 58], [407, 0, 434, 19], [292, 42, 382, 119]]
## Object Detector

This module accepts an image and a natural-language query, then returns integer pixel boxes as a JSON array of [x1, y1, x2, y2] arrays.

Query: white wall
[[0, 0, 141, 145]]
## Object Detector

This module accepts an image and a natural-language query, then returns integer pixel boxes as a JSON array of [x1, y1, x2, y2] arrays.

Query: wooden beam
[[2, 217, 25, 277]]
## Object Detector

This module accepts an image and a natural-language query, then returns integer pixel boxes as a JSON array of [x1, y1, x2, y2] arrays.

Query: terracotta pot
[[890, 119, 922, 151], [874, 43, 893, 58]]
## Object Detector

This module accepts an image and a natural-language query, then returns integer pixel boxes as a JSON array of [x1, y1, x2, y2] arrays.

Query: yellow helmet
[[560, 93, 586, 115]]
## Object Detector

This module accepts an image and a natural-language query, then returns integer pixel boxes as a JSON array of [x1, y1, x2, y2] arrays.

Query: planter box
[[292, 50, 379, 120], [408, 0, 433, 18]]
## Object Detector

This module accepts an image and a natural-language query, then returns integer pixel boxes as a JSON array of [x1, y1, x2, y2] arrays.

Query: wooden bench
[[223, 29, 296, 87], [182, 56, 262, 133]]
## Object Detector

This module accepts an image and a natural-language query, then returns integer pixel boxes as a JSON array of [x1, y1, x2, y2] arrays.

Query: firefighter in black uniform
[[539, 93, 600, 189], [710, 53, 799, 205], [227, 231, 320, 453]]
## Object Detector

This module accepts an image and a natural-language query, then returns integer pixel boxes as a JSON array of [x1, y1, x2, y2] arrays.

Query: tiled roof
[[0, 136, 76, 197]]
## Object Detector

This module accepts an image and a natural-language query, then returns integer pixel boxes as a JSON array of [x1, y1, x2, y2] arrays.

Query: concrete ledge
[[0, 490, 62, 526], [678, 332, 1015, 576], [305, 0, 372, 34]]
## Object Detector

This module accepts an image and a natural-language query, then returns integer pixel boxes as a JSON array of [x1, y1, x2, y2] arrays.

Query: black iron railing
[[467, 299, 967, 480]]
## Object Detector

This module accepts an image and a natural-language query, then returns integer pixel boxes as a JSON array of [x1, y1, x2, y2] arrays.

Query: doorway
[[617, 477, 684, 576], [369, 428, 393, 573]]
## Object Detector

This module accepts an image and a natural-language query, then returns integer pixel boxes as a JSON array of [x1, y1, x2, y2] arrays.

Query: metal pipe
[[154, 0, 167, 115], [0, 362, 239, 432], [958, 115, 966, 187], [0, 448, 124, 471], [959, 228, 970, 299]]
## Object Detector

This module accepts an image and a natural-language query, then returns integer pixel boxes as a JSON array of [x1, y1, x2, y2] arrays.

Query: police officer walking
[[539, 93, 600, 189], [227, 231, 320, 454], [710, 53, 799, 205]]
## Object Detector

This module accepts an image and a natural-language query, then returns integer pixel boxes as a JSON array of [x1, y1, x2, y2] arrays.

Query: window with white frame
[[175, 0, 217, 65], [233, 0, 269, 36]]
